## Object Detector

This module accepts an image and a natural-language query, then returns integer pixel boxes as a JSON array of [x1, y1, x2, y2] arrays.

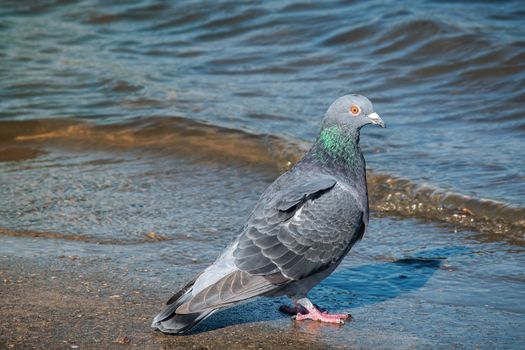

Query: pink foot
[[293, 305, 350, 324]]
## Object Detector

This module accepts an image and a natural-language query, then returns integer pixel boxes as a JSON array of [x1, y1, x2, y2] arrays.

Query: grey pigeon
[[152, 94, 385, 334]]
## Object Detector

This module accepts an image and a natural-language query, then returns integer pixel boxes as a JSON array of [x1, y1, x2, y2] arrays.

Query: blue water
[[1, 0, 524, 204]]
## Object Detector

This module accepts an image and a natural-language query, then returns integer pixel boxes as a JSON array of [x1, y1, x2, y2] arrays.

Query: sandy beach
[[0, 252, 334, 350]]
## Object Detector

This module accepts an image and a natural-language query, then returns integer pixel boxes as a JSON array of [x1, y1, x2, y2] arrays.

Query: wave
[[1, 117, 524, 244], [0, 227, 171, 245], [1, 117, 304, 171], [368, 175, 525, 245]]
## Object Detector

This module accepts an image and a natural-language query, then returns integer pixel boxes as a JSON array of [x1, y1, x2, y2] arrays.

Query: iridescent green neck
[[313, 126, 360, 166]]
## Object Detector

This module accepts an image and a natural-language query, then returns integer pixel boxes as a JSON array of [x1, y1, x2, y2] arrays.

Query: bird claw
[[288, 302, 351, 325], [294, 312, 348, 324], [283, 299, 351, 324]]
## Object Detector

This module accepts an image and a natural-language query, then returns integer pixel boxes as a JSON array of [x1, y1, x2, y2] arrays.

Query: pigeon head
[[322, 94, 385, 130], [311, 94, 385, 166]]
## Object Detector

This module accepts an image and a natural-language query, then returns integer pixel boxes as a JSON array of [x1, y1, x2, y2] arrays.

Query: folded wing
[[234, 175, 364, 281]]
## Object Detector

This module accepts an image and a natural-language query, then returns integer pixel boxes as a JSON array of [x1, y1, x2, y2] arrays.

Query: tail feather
[[166, 277, 197, 306], [152, 277, 213, 335], [152, 250, 282, 334], [152, 307, 214, 334]]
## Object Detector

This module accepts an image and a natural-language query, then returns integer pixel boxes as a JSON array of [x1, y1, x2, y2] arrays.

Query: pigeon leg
[[292, 298, 350, 324], [279, 303, 308, 315]]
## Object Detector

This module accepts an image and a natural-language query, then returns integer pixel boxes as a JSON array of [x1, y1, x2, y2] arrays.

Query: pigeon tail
[[151, 278, 213, 334], [152, 308, 214, 334]]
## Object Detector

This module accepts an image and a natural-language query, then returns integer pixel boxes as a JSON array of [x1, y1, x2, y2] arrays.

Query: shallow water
[[1, 146, 524, 348], [1, 0, 524, 348], [1, 144, 524, 348]]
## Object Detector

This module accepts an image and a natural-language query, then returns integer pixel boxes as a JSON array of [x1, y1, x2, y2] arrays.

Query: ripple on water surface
[[1, 0, 524, 206]]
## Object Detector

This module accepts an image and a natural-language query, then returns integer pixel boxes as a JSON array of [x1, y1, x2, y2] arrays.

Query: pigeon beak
[[368, 112, 385, 128]]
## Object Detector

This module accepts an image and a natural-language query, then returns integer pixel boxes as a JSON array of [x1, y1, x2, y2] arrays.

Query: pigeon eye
[[349, 105, 360, 115]]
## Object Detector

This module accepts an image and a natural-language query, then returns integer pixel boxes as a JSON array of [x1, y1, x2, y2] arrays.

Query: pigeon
[[152, 94, 385, 334]]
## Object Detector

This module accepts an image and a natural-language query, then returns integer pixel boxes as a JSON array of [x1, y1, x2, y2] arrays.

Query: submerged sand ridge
[[1, 117, 524, 245]]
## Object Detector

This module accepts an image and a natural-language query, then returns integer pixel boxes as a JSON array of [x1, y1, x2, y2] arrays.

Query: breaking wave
[[2, 117, 523, 243]]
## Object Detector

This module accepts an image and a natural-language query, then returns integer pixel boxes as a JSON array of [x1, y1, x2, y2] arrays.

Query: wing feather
[[234, 175, 364, 281], [177, 270, 282, 314]]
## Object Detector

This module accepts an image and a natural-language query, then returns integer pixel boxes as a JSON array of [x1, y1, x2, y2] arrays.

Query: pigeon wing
[[234, 176, 365, 281], [168, 177, 363, 315], [274, 177, 336, 211]]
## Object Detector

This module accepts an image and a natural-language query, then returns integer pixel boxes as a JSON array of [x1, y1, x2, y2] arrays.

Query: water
[[1, 1, 524, 348]]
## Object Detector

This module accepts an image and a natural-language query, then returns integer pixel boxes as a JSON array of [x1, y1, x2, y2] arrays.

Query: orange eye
[[350, 105, 360, 115]]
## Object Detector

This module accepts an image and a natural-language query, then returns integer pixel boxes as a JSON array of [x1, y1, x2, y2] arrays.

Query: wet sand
[[0, 254, 334, 350]]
